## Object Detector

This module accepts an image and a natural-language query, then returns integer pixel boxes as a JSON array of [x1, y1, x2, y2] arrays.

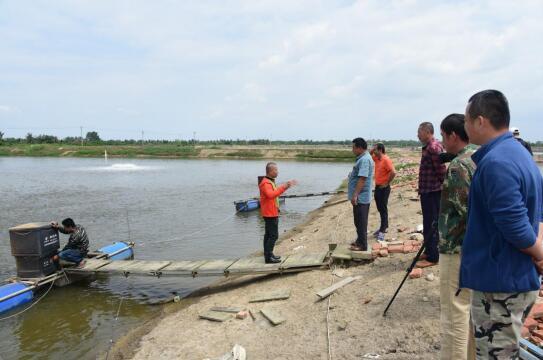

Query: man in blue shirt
[[348, 137, 374, 251], [461, 90, 543, 358]]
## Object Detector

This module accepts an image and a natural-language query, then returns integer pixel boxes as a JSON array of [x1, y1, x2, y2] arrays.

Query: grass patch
[[224, 150, 264, 158], [395, 162, 418, 170], [295, 150, 352, 161]]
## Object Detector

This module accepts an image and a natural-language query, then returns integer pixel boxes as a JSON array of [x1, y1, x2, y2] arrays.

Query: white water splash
[[79, 163, 158, 172]]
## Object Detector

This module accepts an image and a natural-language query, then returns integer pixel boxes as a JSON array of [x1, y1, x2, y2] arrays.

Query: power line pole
[[141, 130, 144, 145], [80, 126, 83, 146]]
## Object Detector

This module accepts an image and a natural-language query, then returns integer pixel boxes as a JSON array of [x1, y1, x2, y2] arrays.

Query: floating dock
[[65, 252, 330, 278]]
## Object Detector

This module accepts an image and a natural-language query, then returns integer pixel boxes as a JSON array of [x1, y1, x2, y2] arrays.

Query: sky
[[0, 0, 542, 141]]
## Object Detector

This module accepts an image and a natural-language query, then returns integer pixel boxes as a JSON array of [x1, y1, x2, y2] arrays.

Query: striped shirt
[[60, 225, 89, 255]]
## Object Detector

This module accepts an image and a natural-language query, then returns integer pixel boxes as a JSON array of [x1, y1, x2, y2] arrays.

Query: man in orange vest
[[259, 162, 298, 263]]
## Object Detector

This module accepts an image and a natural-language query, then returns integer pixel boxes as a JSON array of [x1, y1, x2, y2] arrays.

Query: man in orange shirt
[[259, 162, 297, 263], [370, 143, 396, 241]]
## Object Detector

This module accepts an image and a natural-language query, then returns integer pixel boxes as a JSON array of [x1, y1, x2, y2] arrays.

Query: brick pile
[[522, 285, 543, 348], [370, 240, 422, 258]]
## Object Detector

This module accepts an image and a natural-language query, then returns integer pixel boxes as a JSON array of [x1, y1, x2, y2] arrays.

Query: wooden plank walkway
[[65, 252, 329, 278]]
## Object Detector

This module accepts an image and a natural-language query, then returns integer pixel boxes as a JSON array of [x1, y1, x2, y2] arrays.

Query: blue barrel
[[97, 241, 133, 260], [235, 199, 260, 212], [0, 282, 33, 314]]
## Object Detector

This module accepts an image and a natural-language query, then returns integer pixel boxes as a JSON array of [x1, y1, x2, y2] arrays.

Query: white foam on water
[[78, 163, 158, 172]]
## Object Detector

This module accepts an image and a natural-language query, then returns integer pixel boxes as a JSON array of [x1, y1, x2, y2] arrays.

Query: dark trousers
[[58, 249, 84, 264], [420, 191, 441, 263], [353, 203, 370, 250], [374, 185, 391, 232], [263, 217, 279, 259]]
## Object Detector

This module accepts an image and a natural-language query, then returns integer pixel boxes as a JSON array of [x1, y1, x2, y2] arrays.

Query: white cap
[[510, 127, 520, 136]]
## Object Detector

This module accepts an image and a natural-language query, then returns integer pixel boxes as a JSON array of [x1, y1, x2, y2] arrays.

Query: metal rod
[[383, 244, 425, 317], [0, 272, 65, 304], [235, 190, 345, 203]]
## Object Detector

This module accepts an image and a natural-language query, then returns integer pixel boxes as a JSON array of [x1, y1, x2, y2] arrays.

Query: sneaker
[[377, 232, 385, 241], [372, 229, 381, 238]]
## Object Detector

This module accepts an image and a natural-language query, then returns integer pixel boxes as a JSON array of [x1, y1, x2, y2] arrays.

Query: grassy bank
[[0, 143, 359, 162], [0, 144, 202, 158]]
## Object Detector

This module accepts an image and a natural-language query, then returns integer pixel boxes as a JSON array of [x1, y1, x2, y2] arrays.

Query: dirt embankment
[[119, 173, 442, 360]]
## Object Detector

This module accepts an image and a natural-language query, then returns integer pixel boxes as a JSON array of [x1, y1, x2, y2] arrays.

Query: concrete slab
[[199, 311, 231, 322], [249, 289, 291, 303], [261, 307, 286, 326], [280, 252, 328, 269]]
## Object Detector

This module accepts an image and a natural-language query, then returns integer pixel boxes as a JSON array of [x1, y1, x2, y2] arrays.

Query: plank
[[199, 311, 231, 322], [316, 276, 360, 300], [227, 256, 282, 274], [195, 259, 238, 275], [210, 306, 243, 313], [77, 258, 111, 271], [160, 260, 208, 274], [95, 260, 135, 272], [120, 260, 172, 273], [249, 289, 291, 303], [280, 252, 327, 269], [330, 244, 354, 260], [260, 307, 286, 326], [351, 250, 373, 260]]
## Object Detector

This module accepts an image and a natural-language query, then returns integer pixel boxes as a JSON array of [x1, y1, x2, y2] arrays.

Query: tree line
[[0, 130, 540, 147]]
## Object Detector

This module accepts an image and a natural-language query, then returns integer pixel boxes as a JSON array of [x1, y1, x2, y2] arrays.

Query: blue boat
[[235, 199, 260, 212], [234, 198, 286, 213], [0, 241, 134, 315]]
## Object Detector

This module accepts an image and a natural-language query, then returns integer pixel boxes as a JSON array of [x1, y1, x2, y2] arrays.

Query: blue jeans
[[58, 249, 84, 264]]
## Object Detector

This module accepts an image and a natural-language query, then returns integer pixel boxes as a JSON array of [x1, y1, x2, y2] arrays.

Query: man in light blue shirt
[[348, 137, 374, 251]]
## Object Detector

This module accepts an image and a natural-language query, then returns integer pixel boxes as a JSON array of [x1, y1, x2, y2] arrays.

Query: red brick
[[409, 268, 423, 279], [371, 243, 381, 251], [379, 249, 389, 257], [403, 245, 414, 254], [372, 250, 380, 257], [388, 245, 404, 253], [236, 311, 248, 320]]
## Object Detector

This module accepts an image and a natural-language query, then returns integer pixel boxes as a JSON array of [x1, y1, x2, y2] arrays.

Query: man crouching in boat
[[259, 162, 297, 263], [50, 218, 89, 268]]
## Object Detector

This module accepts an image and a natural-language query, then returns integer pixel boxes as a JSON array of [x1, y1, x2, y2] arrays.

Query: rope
[[326, 266, 335, 360], [151, 203, 248, 245], [0, 280, 55, 321], [105, 294, 125, 360], [325, 203, 347, 360]]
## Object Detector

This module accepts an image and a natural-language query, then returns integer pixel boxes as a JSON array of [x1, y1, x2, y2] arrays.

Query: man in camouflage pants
[[438, 114, 476, 360], [461, 90, 543, 359]]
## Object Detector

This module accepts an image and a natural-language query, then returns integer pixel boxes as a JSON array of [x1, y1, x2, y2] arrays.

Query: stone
[[409, 233, 424, 241], [425, 273, 435, 282], [236, 311, 249, 320], [409, 268, 423, 279]]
